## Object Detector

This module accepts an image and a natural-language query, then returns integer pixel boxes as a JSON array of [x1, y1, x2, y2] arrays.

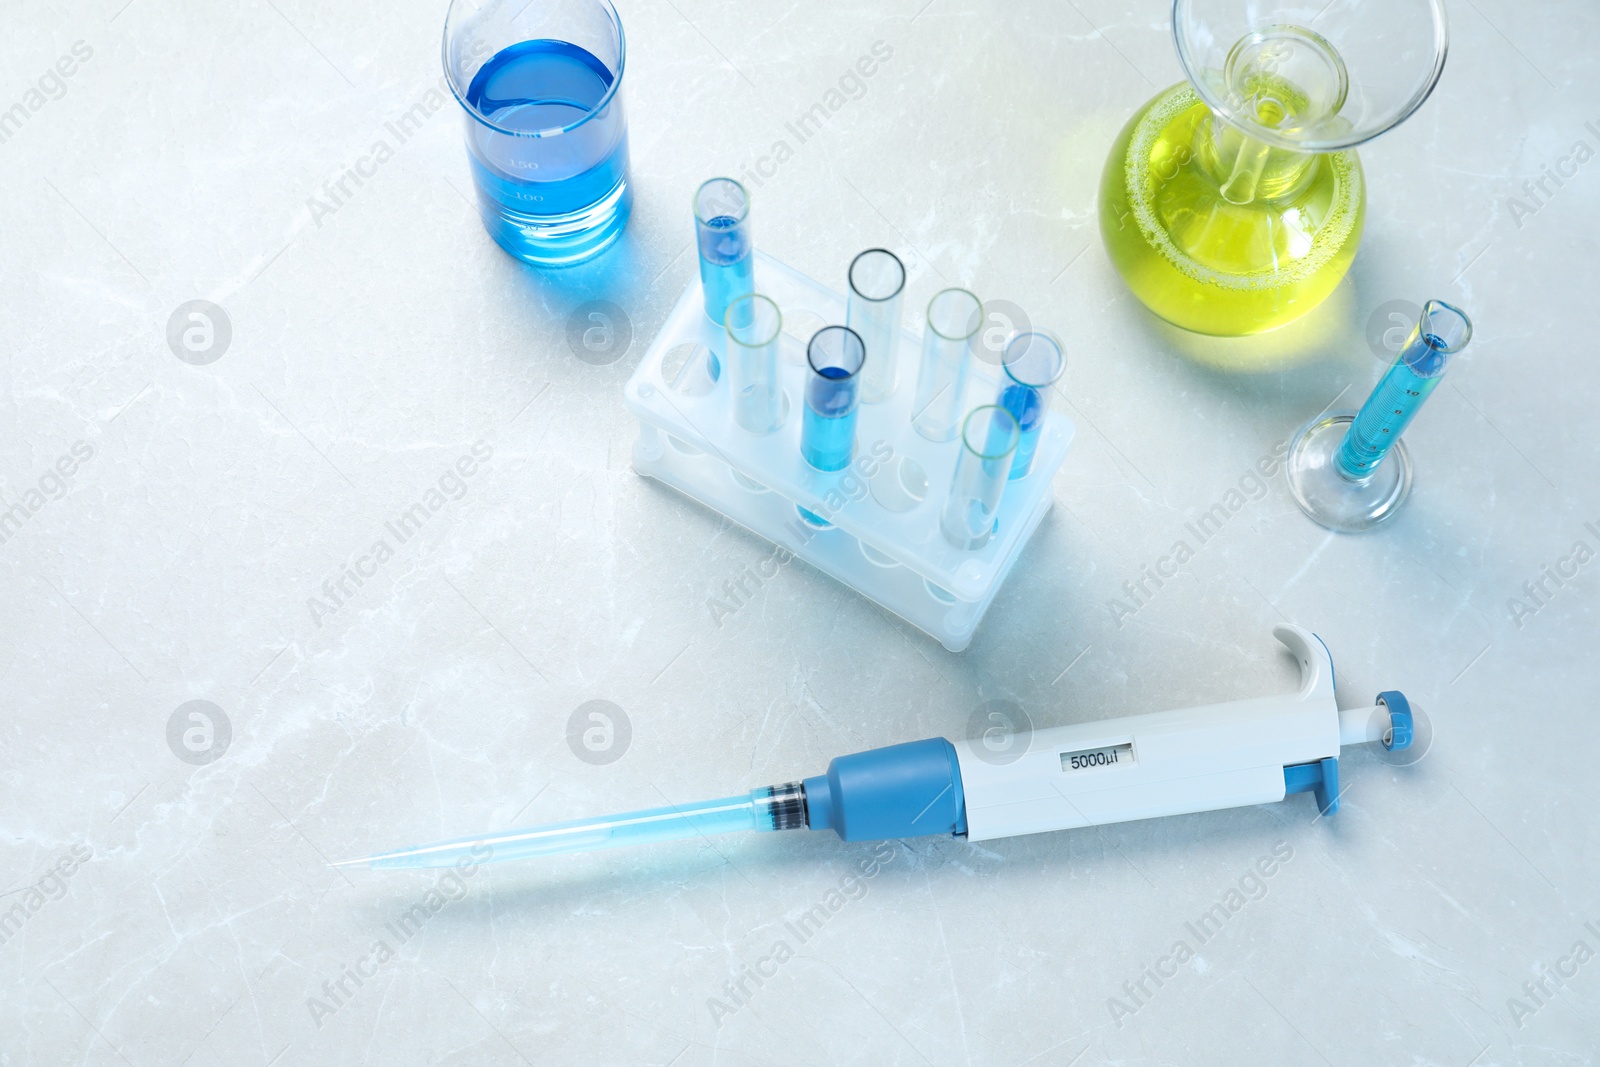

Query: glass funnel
[[1099, 0, 1449, 336]]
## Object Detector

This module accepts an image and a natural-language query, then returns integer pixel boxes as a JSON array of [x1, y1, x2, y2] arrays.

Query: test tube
[[996, 330, 1065, 480], [846, 249, 906, 404], [912, 289, 982, 442], [725, 294, 785, 434], [941, 405, 1019, 551], [802, 326, 865, 472], [695, 178, 754, 327]]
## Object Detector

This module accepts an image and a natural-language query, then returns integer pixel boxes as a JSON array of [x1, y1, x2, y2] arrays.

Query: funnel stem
[[1219, 136, 1273, 204]]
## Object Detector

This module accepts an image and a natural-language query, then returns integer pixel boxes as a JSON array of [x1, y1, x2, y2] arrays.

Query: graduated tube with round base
[[1098, 0, 1448, 336], [1287, 299, 1471, 532]]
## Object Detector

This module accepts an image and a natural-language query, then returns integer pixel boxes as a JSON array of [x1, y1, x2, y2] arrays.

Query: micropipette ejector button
[[1376, 691, 1414, 751], [1283, 757, 1341, 816]]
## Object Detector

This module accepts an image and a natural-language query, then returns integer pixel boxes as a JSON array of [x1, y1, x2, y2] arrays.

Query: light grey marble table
[[3, 0, 1597, 1064]]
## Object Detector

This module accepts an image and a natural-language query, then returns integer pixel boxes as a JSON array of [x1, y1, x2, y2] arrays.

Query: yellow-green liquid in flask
[[1099, 83, 1365, 337]]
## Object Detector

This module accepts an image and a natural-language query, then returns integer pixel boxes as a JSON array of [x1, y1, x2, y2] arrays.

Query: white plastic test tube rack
[[624, 252, 1074, 651]]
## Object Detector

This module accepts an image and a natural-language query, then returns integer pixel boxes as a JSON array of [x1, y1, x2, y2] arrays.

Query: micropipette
[[1287, 299, 1473, 532], [336, 625, 1415, 871]]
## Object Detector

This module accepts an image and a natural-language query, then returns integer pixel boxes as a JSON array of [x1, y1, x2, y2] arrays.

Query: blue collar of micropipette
[[802, 737, 967, 841]]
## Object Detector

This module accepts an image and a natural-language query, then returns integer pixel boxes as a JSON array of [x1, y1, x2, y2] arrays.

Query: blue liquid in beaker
[[464, 40, 631, 263]]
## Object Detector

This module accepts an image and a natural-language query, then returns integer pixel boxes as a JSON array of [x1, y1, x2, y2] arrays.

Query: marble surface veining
[[2, 0, 1597, 1064]]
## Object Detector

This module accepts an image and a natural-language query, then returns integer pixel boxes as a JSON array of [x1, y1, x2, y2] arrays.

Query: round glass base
[[478, 178, 632, 268], [1286, 414, 1412, 532]]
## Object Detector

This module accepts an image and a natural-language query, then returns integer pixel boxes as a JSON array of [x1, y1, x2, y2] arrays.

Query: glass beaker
[[443, 0, 632, 267], [1098, 0, 1449, 336]]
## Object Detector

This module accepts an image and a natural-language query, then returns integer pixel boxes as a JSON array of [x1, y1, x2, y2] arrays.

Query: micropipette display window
[[1060, 742, 1135, 773], [623, 251, 1075, 651]]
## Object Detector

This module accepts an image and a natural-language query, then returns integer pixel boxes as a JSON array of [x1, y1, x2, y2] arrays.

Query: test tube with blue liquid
[[797, 326, 865, 528], [695, 178, 754, 327], [996, 330, 1065, 480], [1287, 299, 1473, 532], [802, 326, 865, 471], [443, 0, 632, 267]]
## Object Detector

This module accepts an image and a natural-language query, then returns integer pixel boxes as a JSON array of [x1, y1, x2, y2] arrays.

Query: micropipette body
[[338, 625, 1414, 870]]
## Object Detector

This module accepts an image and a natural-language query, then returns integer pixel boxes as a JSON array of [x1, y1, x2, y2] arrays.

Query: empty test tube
[[695, 178, 754, 327], [726, 294, 785, 434], [912, 289, 982, 442], [941, 405, 1019, 550], [847, 249, 906, 404]]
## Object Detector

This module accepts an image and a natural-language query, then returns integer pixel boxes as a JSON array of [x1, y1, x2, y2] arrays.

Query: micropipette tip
[[345, 788, 802, 871]]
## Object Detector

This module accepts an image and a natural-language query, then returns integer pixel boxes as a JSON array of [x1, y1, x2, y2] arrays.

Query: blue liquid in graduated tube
[[698, 216, 754, 326], [465, 40, 629, 233], [999, 382, 1046, 479], [1335, 330, 1450, 479], [802, 367, 858, 472]]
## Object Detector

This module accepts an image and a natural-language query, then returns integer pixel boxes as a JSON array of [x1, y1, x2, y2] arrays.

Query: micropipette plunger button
[[1376, 691, 1414, 751]]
